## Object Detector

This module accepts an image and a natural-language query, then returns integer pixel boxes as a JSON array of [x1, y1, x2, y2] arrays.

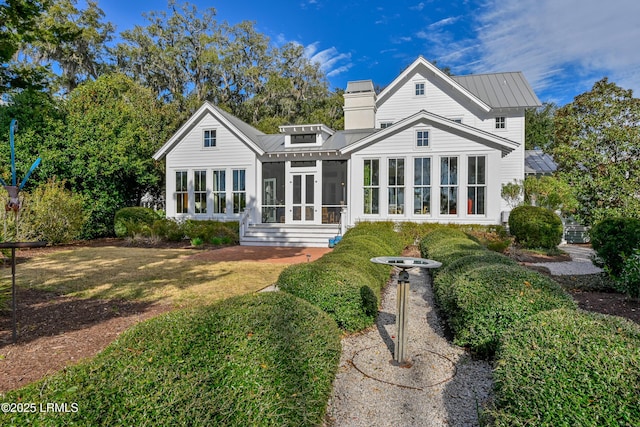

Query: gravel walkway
[[325, 268, 493, 427], [533, 244, 603, 275]]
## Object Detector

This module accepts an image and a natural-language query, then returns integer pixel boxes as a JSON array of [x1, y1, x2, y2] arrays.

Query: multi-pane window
[[204, 129, 216, 147], [380, 122, 393, 129], [495, 116, 506, 129], [232, 169, 246, 213], [416, 130, 429, 147], [440, 157, 458, 215], [194, 170, 207, 214], [388, 158, 405, 214], [212, 169, 226, 214], [468, 156, 486, 215], [415, 82, 425, 96], [363, 159, 379, 214], [176, 171, 188, 214], [414, 157, 431, 215]]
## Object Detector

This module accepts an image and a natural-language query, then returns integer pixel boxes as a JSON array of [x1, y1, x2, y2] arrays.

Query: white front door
[[290, 172, 318, 223]]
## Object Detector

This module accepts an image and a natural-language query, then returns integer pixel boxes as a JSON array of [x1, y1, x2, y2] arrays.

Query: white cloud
[[305, 44, 353, 77], [467, 0, 640, 100], [410, 2, 425, 11], [428, 16, 461, 29]]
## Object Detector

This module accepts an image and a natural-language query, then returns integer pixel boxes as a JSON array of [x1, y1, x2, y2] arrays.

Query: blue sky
[[98, 0, 640, 106]]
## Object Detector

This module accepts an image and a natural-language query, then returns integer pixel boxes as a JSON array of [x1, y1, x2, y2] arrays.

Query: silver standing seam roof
[[525, 150, 557, 175], [452, 72, 541, 109]]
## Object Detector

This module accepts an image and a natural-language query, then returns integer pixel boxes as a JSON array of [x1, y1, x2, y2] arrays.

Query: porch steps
[[241, 223, 341, 248]]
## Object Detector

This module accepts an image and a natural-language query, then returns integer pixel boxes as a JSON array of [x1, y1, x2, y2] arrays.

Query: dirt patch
[[568, 289, 640, 324]]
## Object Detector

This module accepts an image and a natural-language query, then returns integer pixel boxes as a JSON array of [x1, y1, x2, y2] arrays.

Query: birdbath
[[370, 256, 442, 367]]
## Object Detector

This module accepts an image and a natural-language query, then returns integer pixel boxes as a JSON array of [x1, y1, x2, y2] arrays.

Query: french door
[[291, 172, 318, 223]]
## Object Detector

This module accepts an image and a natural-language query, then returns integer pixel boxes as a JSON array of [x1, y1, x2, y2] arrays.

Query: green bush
[[590, 217, 640, 277], [508, 205, 563, 249], [182, 220, 239, 244], [444, 264, 575, 356], [1, 292, 341, 427], [151, 218, 184, 242], [113, 207, 161, 238], [277, 222, 401, 332], [1, 179, 86, 244], [618, 248, 640, 299], [419, 227, 468, 257], [490, 308, 640, 426]]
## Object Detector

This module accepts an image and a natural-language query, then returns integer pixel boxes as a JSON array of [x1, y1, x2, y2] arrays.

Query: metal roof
[[525, 150, 557, 175], [257, 129, 378, 155], [346, 80, 375, 93], [213, 105, 266, 146], [452, 72, 541, 109]]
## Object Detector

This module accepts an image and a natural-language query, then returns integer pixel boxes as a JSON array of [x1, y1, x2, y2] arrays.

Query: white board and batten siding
[[164, 113, 258, 220]]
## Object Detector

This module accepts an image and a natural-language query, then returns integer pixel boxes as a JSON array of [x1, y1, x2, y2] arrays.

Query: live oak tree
[[525, 102, 556, 151], [552, 78, 640, 226]]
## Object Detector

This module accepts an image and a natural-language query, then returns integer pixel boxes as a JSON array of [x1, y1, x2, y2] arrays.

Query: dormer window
[[415, 82, 425, 96], [291, 133, 316, 144], [204, 129, 216, 147]]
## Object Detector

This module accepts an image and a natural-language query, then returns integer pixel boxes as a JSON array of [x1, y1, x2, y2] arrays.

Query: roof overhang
[[153, 101, 265, 160], [340, 110, 520, 157], [376, 56, 492, 113]]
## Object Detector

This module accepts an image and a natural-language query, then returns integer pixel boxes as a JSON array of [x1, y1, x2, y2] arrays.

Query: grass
[[1, 292, 342, 427], [14, 246, 286, 306]]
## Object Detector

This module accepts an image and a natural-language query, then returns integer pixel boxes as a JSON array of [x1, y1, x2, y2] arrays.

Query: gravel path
[[325, 268, 493, 427], [533, 244, 603, 275]]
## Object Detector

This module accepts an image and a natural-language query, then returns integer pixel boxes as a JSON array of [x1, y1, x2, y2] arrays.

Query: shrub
[[182, 220, 240, 244], [277, 222, 400, 332], [618, 248, 640, 299], [1, 292, 341, 427], [441, 264, 574, 356], [490, 308, 640, 426], [151, 218, 184, 241], [590, 217, 640, 277], [114, 207, 161, 238], [1, 179, 86, 244], [419, 227, 469, 258], [508, 205, 563, 249]]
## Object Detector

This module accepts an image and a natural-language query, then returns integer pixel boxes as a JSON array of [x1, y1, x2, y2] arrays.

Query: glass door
[[291, 173, 317, 223]]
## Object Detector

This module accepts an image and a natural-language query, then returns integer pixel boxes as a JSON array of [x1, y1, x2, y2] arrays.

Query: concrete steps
[[241, 223, 341, 247]]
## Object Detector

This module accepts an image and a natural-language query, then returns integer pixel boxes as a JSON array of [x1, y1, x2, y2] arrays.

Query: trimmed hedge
[[591, 217, 640, 277], [277, 222, 402, 332], [490, 308, 640, 426], [508, 205, 563, 249], [1, 292, 341, 427], [441, 264, 575, 356]]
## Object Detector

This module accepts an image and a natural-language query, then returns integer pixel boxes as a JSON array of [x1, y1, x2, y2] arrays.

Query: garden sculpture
[[1, 119, 41, 214]]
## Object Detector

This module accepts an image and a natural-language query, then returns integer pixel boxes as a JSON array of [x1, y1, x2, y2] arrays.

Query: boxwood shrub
[[277, 222, 401, 332], [443, 264, 575, 356], [1, 292, 341, 427], [508, 205, 563, 249], [490, 308, 640, 426], [590, 217, 640, 277]]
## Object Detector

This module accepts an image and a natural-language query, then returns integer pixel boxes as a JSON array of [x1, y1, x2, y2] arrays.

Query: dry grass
[[14, 246, 286, 307]]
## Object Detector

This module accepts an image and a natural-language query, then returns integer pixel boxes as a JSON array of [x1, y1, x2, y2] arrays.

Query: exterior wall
[[348, 123, 504, 226], [165, 112, 258, 221]]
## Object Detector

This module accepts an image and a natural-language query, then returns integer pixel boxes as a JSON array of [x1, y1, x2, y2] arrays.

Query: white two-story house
[[153, 56, 540, 246]]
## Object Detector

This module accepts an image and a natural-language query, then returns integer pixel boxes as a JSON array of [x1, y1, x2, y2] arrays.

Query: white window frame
[[176, 170, 188, 214], [495, 116, 506, 130], [440, 156, 458, 215], [415, 81, 425, 96], [380, 122, 393, 129], [416, 129, 430, 147], [212, 169, 226, 214], [413, 157, 431, 215], [232, 169, 246, 214], [203, 129, 217, 148], [194, 170, 207, 214], [467, 156, 487, 215], [363, 158, 380, 215], [388, 158, 405, 215]]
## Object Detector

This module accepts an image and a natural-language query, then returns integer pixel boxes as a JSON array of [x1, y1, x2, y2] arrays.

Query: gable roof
[[453, 72, 541, 109], [153, 101, 265, 160], [340, 109, 520, 157], [376, 56, 492, 112]]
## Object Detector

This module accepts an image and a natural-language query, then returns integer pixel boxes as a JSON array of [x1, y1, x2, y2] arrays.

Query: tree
[[0, 0, 52, 93], [525, 102, 556, 150], [523, 175, 577, 214], [552, 78, 640, 226], [62, 73, 179, 237]]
